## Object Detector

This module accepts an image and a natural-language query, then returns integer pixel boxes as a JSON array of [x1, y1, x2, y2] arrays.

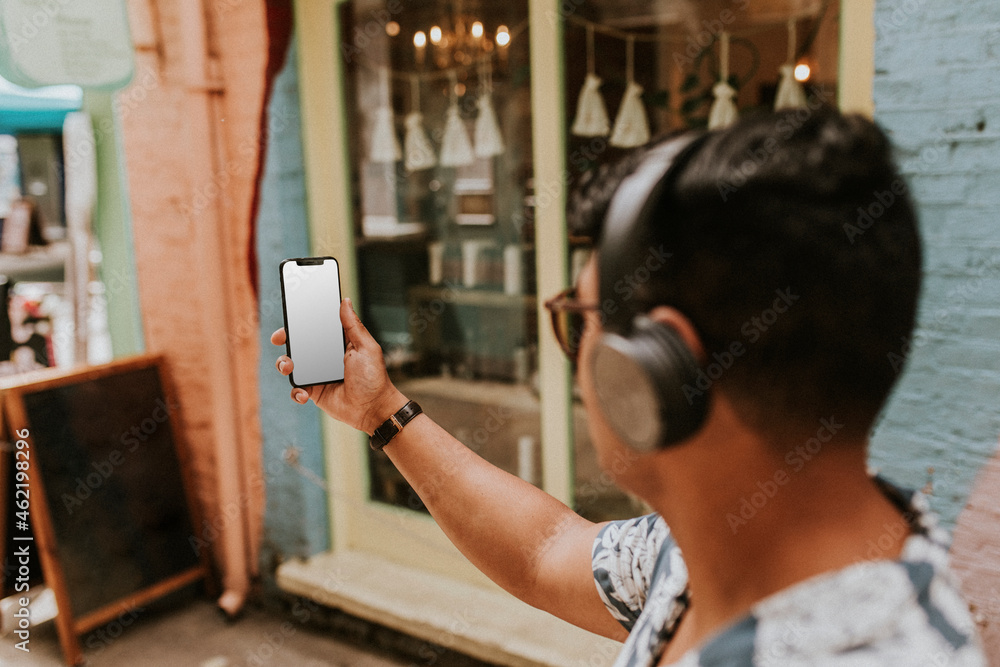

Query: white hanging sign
[[0, 0, 134, 89]]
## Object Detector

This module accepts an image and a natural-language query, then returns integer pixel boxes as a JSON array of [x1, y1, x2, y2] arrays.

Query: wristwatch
[[369, 400, 423, 451]]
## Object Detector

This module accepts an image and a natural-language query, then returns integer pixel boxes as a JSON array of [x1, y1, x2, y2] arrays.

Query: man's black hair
[[570, 108, 922, 437]]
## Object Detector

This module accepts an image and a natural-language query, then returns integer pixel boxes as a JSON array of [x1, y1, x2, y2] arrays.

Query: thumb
[[340, 297, 372, 348]]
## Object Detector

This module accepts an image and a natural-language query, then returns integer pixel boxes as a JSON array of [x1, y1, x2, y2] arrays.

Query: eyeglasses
[[544, 287, 601, 363]]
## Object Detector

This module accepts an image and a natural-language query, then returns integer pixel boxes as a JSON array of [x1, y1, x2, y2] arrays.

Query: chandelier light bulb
[[430, 25, 443, 45], [496, 25, 510, 47], [414, 31, 427, 48], [794, 62, 811, 82], [471, 21, 484, 39]]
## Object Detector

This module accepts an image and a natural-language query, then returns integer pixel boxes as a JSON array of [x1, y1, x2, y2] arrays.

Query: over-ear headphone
[[591, 133, 711, 453]]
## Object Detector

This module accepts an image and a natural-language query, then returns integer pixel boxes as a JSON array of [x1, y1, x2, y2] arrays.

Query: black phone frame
[[278, 256, 348, 388]]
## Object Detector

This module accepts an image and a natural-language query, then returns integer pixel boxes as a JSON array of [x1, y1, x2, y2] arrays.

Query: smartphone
[[279, 256, 346, 387]]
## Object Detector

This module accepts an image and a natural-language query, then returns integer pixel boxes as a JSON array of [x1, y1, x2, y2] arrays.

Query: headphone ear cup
[[590, 317, 709, 452]]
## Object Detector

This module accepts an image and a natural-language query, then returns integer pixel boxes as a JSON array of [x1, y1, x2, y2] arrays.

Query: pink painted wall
[[953, 450, 1000, 658], [118, 0, 269, 591]]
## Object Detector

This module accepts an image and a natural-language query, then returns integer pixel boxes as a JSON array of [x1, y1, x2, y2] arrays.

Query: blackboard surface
[[1, 355, 209, 665], [23, 364, 200, 618]]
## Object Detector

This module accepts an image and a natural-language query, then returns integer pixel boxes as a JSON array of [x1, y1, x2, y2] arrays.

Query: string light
[[471, 21, 484, 39], [794, 62, 811, 81], [429, 25, 443, 45], [413, 30, 427, 48], [385, 21, 400, 37]]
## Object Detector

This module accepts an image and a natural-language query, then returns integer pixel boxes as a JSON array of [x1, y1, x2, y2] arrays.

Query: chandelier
[[402, 12, 511, 69]]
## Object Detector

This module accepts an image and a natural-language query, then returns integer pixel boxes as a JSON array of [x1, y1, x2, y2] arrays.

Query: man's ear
[[646, 307, 705, 363]]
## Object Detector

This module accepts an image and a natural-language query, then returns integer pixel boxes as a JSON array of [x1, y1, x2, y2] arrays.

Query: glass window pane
[[341, 0, 536, 513], [563, 0, 842, 521]]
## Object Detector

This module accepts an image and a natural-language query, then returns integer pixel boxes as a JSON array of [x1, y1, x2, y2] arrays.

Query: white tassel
[[775, 21, 808, 111], [440, 104, 474, 166], [610, 36, 649, 148], [369, 106, 401, 163], [708, 81, 738, 129], [571, 26, 610, 137], [708, 32, 738, 130], [404, 76, 436, 171], [440, 74, 474, 167], [474, 63, 504, 157], [404, 112, 436, 171], [369, 67, 400, 163], [610, 81, 650, 148], [572, 74, 611, 137], [474, 93, 504, 157], [774, 64, 808, 110]]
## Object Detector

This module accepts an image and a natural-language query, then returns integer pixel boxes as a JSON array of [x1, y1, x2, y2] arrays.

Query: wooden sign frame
[[0, 354, 212, 665]]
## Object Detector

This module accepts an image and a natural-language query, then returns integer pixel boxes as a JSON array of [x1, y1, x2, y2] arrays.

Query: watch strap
[[369, 400, 422, 451]]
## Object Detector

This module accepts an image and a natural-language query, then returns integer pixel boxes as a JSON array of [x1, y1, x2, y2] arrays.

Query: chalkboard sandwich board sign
[[0, 354, 212, 665]]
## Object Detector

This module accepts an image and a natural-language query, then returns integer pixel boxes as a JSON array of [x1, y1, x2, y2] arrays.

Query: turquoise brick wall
[[256, 37, 330, 570], [869, 0, 1000, 527]]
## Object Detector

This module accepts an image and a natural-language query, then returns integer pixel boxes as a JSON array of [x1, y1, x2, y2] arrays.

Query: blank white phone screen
[[281, 258, 345, 385]]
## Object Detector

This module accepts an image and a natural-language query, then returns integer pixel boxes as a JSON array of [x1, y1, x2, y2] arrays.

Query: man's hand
[[272, 298, 408, 435]]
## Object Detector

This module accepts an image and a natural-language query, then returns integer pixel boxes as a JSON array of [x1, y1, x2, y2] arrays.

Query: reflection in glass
[[341, 0, 536, 512]]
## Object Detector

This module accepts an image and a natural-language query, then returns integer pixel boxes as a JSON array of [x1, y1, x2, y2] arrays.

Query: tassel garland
[[365, 18, 827, 168]]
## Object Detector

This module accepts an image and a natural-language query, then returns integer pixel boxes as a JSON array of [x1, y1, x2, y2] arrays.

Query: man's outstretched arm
[[272, 299, 627, 641]]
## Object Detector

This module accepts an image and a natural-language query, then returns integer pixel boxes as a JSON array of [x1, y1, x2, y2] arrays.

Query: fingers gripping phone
[[279, 257, 346, 387]]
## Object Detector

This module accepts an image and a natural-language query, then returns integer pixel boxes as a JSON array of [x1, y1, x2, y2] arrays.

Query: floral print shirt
[[592, 479, 986, 666]]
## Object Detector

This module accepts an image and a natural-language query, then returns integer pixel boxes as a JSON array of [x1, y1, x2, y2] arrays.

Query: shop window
[[340, 0, 537, 512], [562, 0, 842, 521]]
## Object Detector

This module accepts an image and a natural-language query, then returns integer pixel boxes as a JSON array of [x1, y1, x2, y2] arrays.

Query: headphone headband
[[597, 133, 707, 334]]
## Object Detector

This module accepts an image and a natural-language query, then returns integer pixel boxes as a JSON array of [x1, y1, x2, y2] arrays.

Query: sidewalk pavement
[[0, 598, 411, 667]]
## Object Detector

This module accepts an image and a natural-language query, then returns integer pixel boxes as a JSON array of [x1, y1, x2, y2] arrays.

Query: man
[[273, 108, 984, 665]]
